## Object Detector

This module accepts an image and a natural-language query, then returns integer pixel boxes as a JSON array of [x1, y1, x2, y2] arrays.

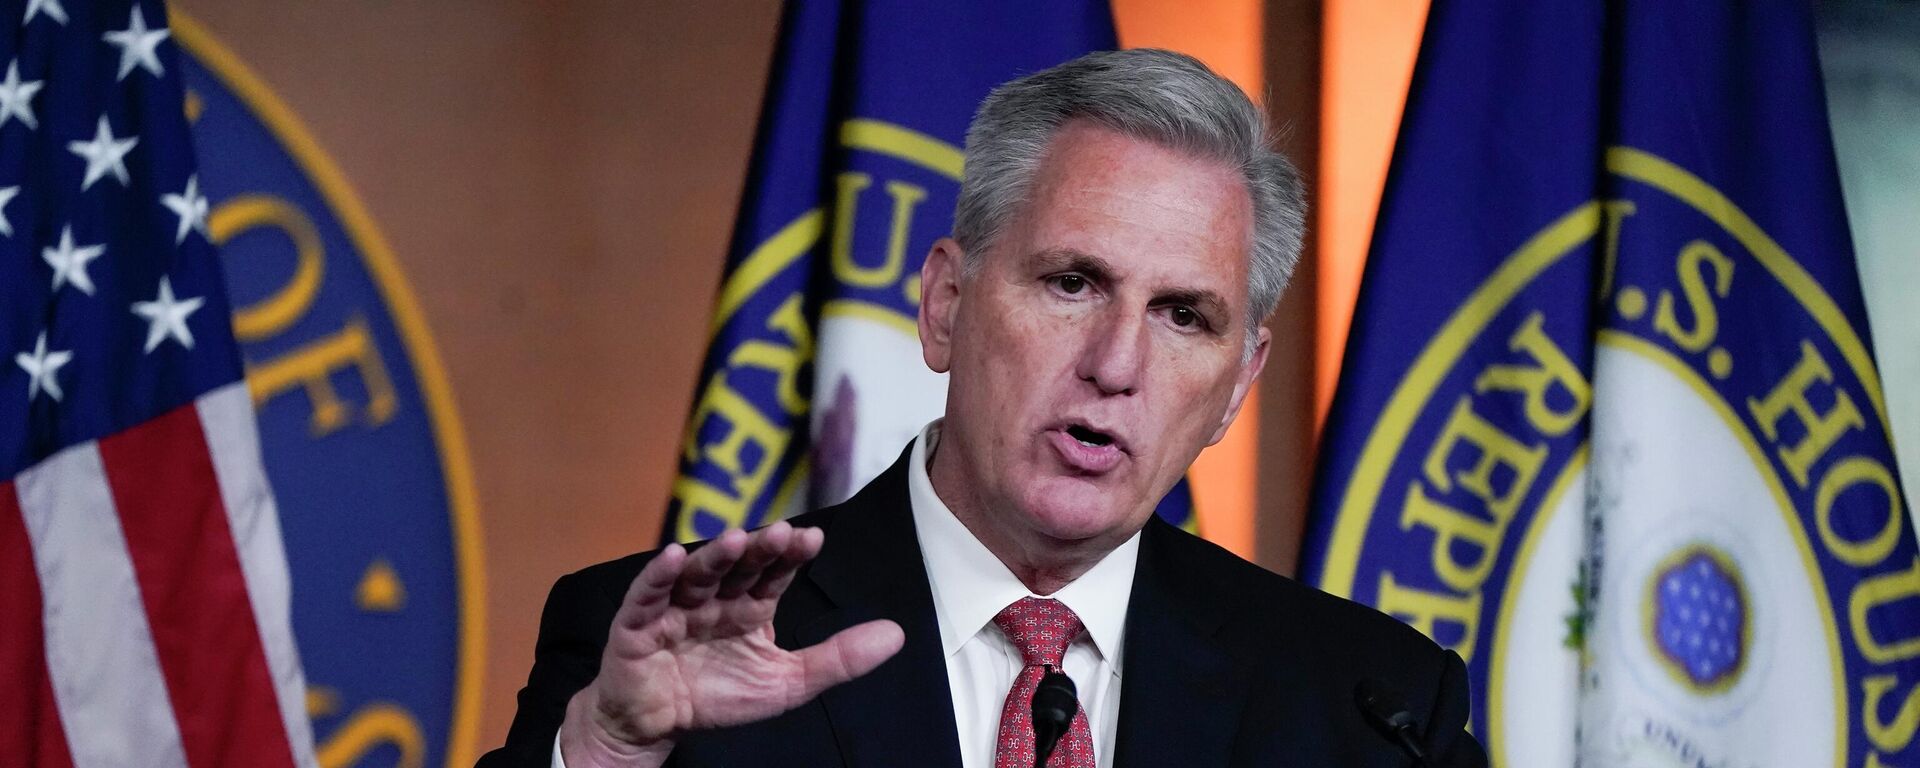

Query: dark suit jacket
[[479, 446, 1486, 767]]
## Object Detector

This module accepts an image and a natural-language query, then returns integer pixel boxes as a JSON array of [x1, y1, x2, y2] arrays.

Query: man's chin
[[1014, 477, 1140, 543]]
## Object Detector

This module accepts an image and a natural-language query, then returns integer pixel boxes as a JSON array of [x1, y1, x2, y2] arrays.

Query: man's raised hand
[[558, 522, 905, 767]]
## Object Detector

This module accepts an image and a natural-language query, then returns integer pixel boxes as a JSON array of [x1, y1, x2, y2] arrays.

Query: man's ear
[[1208, 324, 1270, 446], [918, 238, 966, 373]]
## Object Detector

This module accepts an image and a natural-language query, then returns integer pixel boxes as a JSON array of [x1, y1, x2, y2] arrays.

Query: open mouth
[[1049, 422, 1127, 473], [1066, 424, 1115, 448]]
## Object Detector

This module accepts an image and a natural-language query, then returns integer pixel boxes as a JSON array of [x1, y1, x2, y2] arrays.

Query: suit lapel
[[783, 450, 1253, 766], [792, 447, 964, 768], [1112, 519, 1247, 767]]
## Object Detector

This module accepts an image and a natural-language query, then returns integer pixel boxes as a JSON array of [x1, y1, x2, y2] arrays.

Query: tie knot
[[992, 596, 1084, 668]]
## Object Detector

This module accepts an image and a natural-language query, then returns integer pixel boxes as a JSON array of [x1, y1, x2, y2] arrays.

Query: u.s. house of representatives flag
[[1, 1, 315, 766], [1304, 2, 1920, 766], [666, 0, 1192, 543]]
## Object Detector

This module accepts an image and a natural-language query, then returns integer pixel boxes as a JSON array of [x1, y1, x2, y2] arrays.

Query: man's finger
[[673, 528, 747, 608], [717, 522, 793, 599], [748, 526, 824, 600], [615, 543, 686, 631], [793, 619, 905, 703]]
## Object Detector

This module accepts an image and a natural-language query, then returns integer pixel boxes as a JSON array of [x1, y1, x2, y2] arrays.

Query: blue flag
[[665, 0, 1194, 543], [1303, 2, 1920, 765]]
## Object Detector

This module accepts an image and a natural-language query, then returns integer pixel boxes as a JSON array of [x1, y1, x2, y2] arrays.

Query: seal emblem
[[1648, 545, 1747, 693], [1314, 147, 1917, 767], [176, 14, 485, 767]]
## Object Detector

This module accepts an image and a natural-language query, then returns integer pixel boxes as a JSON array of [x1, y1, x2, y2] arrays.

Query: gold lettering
[[830, 174, 927, 289], [673, 382, 789, 541], [1818, 456, 1905, 567], [1474, 312, 1590, 436], [1864, 674, 1920, 753], [1422, 398, 1547, 523], [903, 272, 923, 309], [1401, 483, 1502, 593], [1593, 200, 1636, 299], [314, 703, 424, 768], [679, 378, 786, 492], [1652, 240, 1734, 352], [1377, 573, 1481, 661], [670, 292, 815, 540], [673, 474, 749, 543], [1747, 340, 1864, 487], [724, 295, 813, 416], [246, 316, 398, 435], [212, 195, 325, 341], [1852, 557, 1920, 664]]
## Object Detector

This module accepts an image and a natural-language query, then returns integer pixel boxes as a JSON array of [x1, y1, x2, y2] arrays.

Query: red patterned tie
[[992, 597, 1097, 768]]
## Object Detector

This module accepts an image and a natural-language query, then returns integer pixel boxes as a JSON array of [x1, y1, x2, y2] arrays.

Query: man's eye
[[1169, 306, 1199, 327], [1052, 275, 1087, 295]]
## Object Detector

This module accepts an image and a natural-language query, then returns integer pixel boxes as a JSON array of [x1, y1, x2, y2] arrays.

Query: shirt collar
[[908, 419, 1140, 671]]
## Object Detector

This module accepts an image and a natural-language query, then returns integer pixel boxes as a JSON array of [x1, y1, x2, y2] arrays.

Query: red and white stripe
[[2, 382, 317, 768]]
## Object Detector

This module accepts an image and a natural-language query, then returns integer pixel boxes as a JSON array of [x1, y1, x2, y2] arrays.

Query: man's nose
[[1075, 307, 1146, 396]]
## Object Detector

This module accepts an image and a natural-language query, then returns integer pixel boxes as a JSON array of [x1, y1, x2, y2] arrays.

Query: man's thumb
[[795, 619, 906, 699]]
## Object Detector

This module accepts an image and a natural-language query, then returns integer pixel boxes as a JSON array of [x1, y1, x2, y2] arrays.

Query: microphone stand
[[1355, 678, 1429, 768], [1030, 666, 1079, 768]]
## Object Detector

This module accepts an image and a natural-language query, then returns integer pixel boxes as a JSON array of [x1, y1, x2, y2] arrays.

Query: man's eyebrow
[[1026, 248, 1116, 283], [1027, 248, 1233, 324]]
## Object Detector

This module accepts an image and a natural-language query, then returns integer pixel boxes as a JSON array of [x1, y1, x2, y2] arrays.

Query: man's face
[[920, 121, 1270, 553]]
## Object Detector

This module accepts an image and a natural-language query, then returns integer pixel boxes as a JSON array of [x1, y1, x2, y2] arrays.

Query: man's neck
[[925, 433, 1117, 595]]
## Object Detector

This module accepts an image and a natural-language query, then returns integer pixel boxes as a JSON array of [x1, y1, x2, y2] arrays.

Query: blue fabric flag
[[1303, 2, 1920, 765], [665, 0, 1194, 543]]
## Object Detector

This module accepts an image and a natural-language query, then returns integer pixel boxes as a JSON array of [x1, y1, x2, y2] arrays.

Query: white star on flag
[[67, 115, 138, 191], [0, 186, 18, 237], [161, 175, 209, 244], [15, 331, 72, 402], [22, 0, 66, 26], [0, 60, 43, 131], [101, 6, 170, 81], [42, 225, 105, 295], [130, 276, 204, 353]]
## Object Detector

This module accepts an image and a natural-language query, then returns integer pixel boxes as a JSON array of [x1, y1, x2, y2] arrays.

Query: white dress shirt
[[554, 420, 1139, 768], [910, 420, 1139, 768]]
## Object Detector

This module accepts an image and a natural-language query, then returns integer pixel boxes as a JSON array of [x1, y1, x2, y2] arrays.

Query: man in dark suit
[[481, 49, 1486, 768]]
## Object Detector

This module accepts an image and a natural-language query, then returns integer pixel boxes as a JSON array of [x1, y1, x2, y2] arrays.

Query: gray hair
[[952, 48, 1307, 342]]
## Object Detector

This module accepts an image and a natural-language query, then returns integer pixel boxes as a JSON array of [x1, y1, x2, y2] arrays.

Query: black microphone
[[1031, 666, 1079, 768], [1354, 678, 1428, 767]]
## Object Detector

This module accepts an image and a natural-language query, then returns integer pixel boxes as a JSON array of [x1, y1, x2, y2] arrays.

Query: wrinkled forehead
[[999, 123, 1255, 298]]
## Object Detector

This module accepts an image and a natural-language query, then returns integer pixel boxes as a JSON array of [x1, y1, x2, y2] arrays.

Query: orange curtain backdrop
[[1317, 1, 1429, 425], [1111, 0, 1262, 560]]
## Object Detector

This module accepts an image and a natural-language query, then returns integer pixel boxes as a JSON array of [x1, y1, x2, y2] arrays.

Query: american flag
[[0, 1, 316, 766]]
